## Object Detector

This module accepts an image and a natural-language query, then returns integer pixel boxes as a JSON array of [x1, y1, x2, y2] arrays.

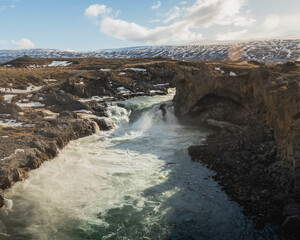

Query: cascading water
[[0, 91, 279, 240]]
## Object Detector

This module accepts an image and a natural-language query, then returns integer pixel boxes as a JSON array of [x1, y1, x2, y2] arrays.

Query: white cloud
[[179, 1, 188, 5], [164, 6, 181, 23], [280, 14, 300, 31], [85, 0, 254, 44], [0, 40, 8, 45], [234, 16, 256, 27], [84, 4, 111, 18], [263, 14, 280, 30], [150, 19, 161, 23], [11, 38, 35, 49], [216, 29, 248, 40], [151, 1, 161, 10], [263, 13, 300, 32], [259, 12, 300, 37], [100, 17, 202, 44]]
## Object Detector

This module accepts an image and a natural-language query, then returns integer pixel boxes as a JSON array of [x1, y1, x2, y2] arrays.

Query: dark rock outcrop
[[0, 114, 99, 206], [174, 61, 300, 234]]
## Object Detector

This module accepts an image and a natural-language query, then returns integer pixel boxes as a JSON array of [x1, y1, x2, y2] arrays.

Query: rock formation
[[174, 61, 300, 235]]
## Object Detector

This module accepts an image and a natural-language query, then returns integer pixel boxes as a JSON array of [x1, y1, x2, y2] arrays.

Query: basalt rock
[[174, 62, 300, 193], [174, 61, 300, 232]]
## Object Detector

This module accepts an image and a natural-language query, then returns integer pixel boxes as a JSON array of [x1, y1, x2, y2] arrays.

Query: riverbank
[[0, 57, 179, 206], [0, 93, 280, 239], [174, 61, 300, 237]]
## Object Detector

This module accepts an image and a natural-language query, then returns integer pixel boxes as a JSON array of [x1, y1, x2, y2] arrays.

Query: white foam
[[150, 90, 165, 94], [1, 92, 251, 240]]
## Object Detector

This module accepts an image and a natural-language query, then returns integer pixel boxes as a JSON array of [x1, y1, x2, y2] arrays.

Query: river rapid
[[0, 91, 278, 239]]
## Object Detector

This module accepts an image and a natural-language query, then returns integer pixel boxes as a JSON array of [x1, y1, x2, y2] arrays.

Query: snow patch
[[78, 96, 114, 102], [3, 94, 16, 104], [0, 84, 43, 94], [49, 61, 72, 67], [117, 86, 132, 94], [16, 102, 45, 108], [230, 71, 237, 76], [0, 119, 23, 127], [100, 68, 111, 71], [125, 67, 147, 72], [28, 64, 42, 68], [154, 83, 169, 87], [74, 110, 93, 114], [44, 79, 57, 82], [14, 149, 25, 154], [215, 67, 225, 74]]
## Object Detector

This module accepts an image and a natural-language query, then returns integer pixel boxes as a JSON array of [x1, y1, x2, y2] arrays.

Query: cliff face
[[174, 61, 300, 194]]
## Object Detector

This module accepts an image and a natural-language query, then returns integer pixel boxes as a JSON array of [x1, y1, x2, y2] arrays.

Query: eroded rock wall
[[174, 62, 300, 194]]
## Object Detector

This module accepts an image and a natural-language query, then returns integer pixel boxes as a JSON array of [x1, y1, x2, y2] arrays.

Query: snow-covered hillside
[[0, 39, 299, 63]]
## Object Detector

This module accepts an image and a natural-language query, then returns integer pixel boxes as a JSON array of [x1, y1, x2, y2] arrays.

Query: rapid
[[0, 90, 277, 239]]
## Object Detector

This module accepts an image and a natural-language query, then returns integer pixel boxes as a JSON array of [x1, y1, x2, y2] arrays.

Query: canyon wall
[[174, 61, 300, 194]]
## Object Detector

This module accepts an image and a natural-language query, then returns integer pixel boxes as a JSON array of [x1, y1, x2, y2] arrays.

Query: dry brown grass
[[0, 68, 76, 88], [0, 57, 174, 88], [6, 129, 35, 138], [1, 57, 289, 90]]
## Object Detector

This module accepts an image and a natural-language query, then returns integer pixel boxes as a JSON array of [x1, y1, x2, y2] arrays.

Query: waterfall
[[0, 93, 278, 240]]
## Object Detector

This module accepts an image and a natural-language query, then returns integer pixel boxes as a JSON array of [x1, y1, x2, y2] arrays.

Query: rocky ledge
[[174, 61, 300, 236]]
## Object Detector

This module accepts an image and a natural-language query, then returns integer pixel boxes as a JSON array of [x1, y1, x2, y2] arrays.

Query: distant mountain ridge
[[0, 39, 299, 63]]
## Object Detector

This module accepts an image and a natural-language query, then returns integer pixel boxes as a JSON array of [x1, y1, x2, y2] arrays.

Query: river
[[0, 91, 278, 239]]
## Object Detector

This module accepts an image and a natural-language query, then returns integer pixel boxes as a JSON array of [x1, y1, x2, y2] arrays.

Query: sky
[[0, 0, 299, 51]]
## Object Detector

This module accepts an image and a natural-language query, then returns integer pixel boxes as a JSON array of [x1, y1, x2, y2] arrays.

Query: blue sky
[[0, 0, 299, 51]]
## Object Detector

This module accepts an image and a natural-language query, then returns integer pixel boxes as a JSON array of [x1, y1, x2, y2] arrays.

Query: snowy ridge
[[0, 39, 300, 63]]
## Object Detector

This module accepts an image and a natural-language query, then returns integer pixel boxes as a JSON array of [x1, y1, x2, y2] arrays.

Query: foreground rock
[[174, 61, 300, 237]]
